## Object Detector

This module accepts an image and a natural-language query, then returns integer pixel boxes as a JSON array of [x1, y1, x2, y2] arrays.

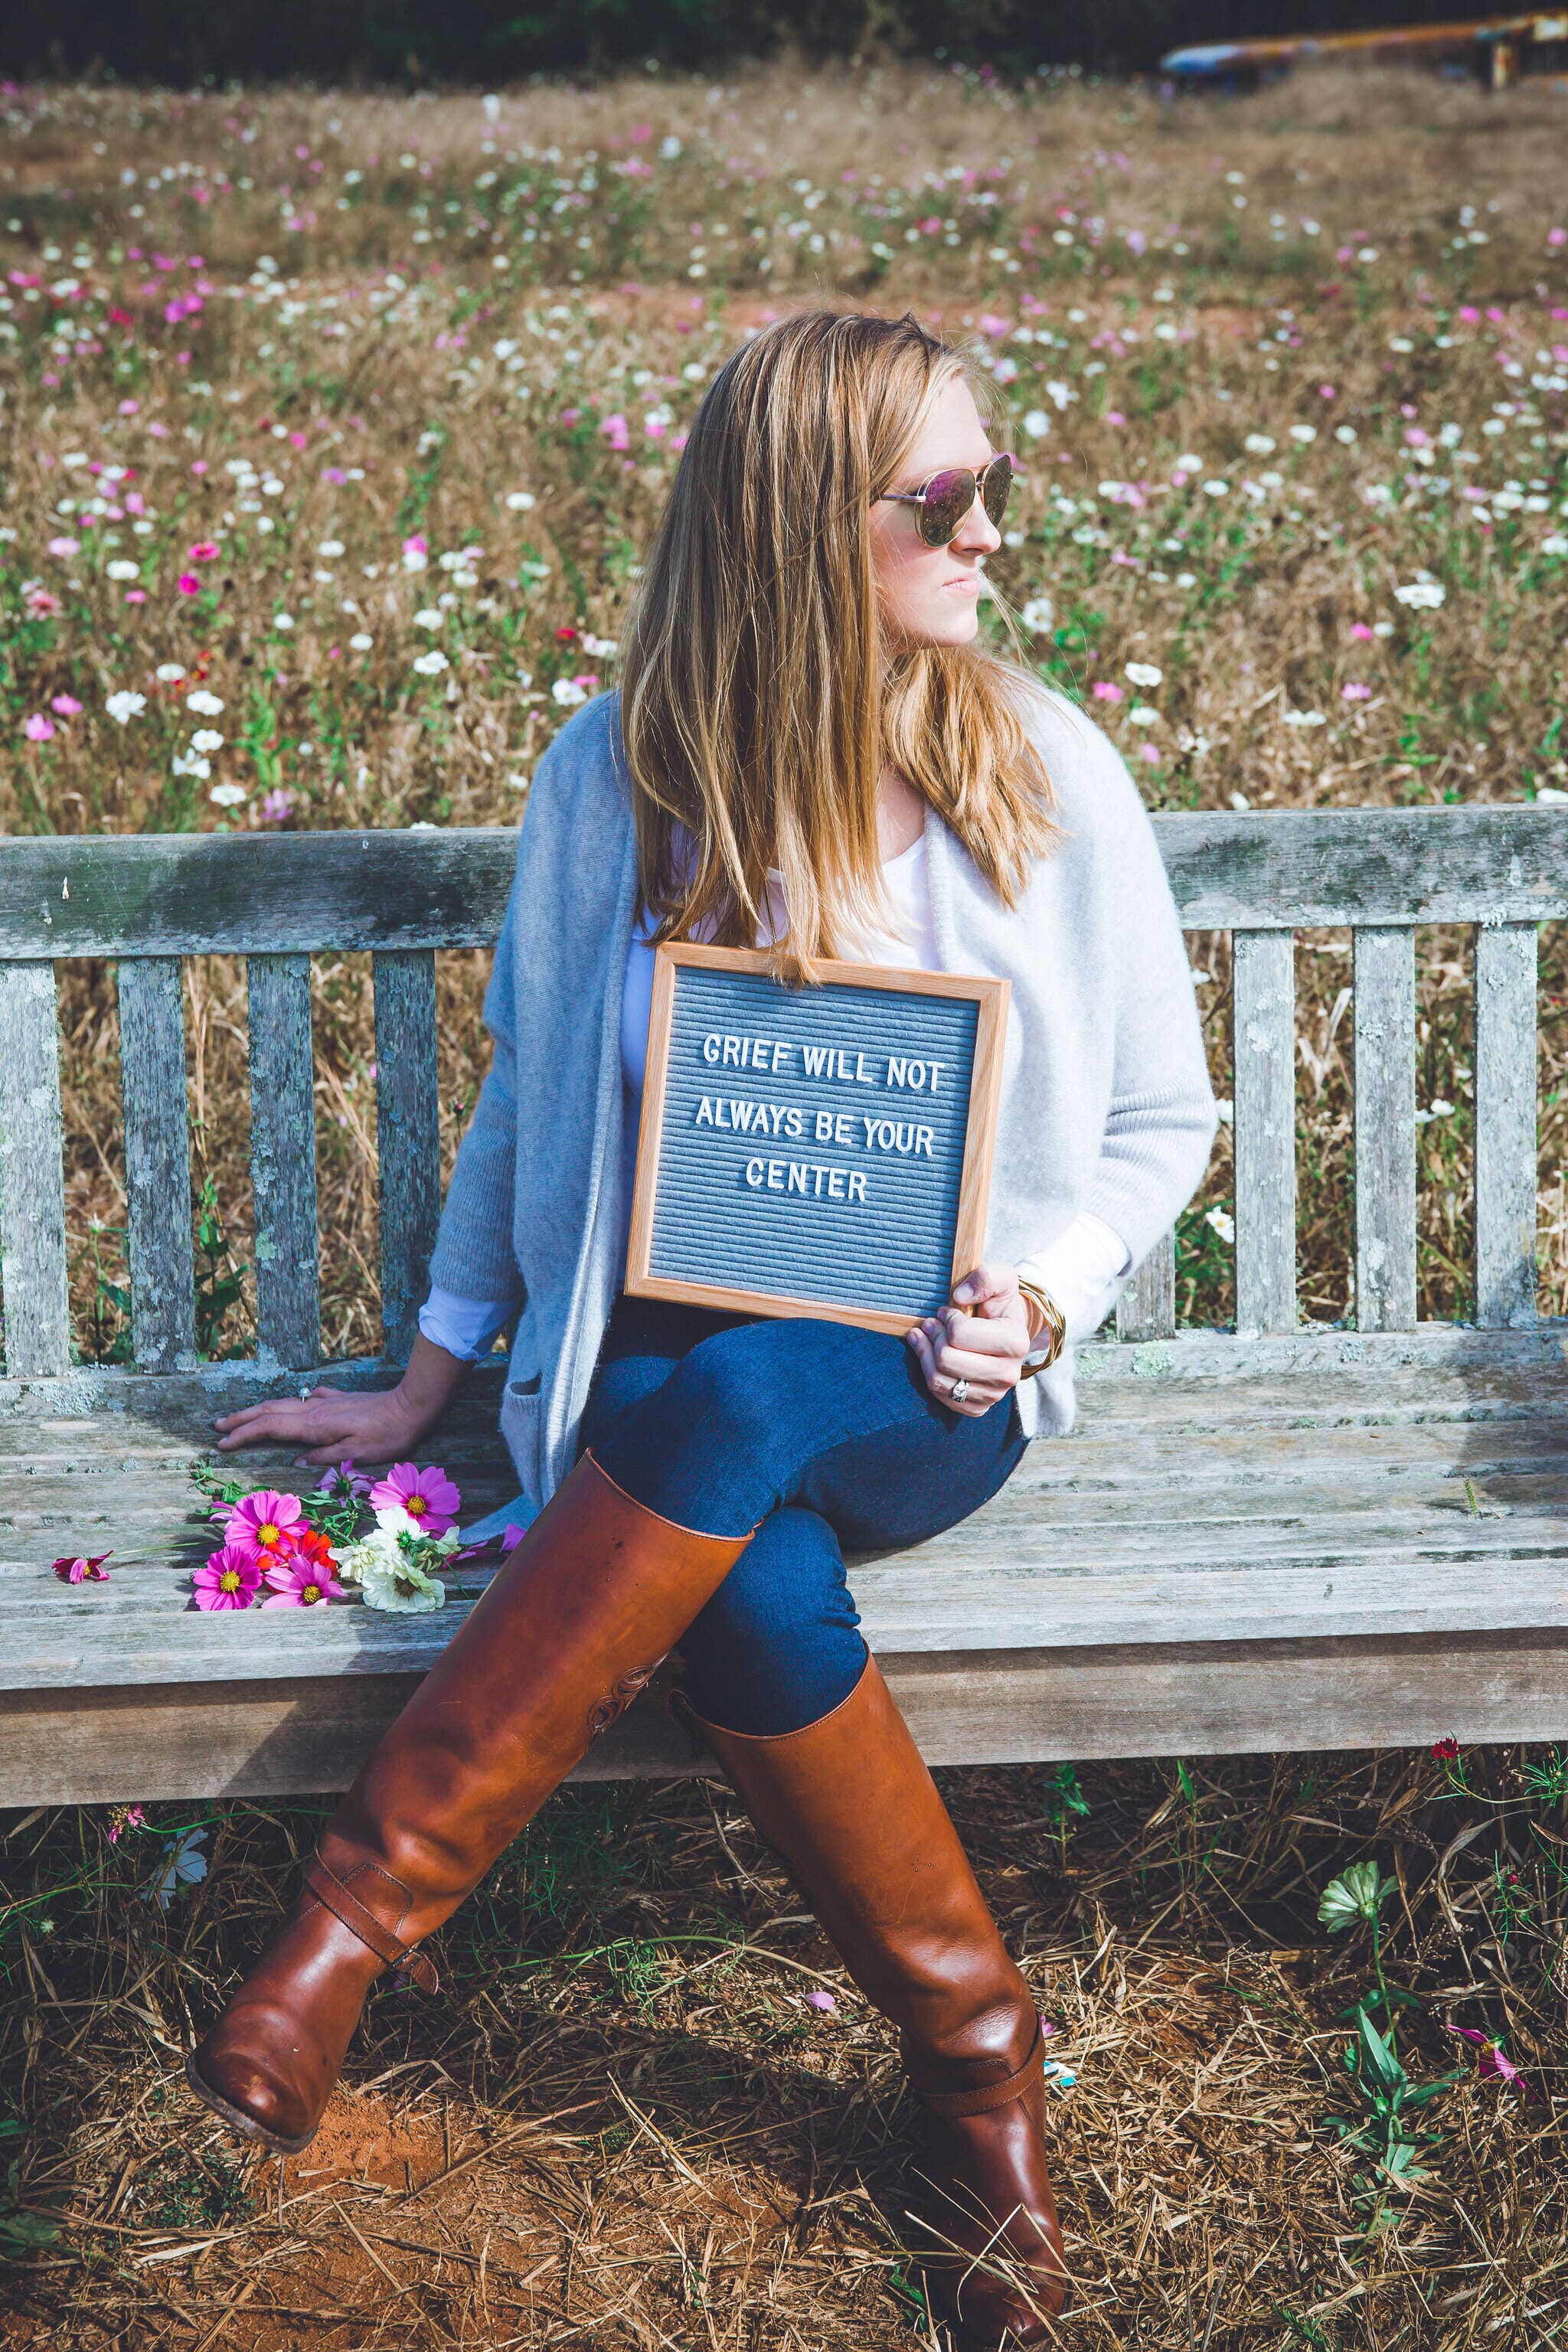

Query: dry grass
[[5, 55, 1568, 2350]]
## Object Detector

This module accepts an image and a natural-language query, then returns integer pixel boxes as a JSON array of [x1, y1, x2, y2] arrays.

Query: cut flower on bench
[[338, 1522, 457, 1613], [185, 1460, 462, 1613]]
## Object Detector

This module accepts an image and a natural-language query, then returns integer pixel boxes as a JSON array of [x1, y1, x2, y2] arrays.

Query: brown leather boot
[[187, 1455, 749, 2154], [691, 1658, 1067, 2347]]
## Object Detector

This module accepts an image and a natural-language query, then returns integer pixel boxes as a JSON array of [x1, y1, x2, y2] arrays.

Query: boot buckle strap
[[304, 1856, 439, 1994], [916, 2017, 1045, 2121]]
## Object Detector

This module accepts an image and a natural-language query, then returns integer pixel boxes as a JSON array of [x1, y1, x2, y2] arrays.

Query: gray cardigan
[[430, 687, 1217, 1511]]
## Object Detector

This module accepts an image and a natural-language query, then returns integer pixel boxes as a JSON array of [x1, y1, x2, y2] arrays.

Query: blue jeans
[[579, 1296, 1026, 1739]]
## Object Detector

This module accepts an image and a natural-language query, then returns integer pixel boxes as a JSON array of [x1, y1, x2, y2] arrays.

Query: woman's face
[[868, 374, 1003, 653]]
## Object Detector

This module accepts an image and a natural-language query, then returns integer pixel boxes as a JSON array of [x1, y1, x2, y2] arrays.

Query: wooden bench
[[2, 810, 1564, 1806]]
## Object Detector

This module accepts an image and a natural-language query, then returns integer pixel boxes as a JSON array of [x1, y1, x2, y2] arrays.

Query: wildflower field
[[4, 56, 1568, 2352]]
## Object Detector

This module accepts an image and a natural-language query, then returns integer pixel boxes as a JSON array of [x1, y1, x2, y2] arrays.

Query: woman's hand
[[212, 1333, 469, 1465], [906, 1263, 1035, 1419]]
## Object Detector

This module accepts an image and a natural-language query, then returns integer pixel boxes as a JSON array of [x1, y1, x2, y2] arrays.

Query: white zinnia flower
[[1018, 596, 1054, 634], [349, 632, 374, 650], [1125, 662, 1163, 688], [106, 559, 140, 580], [551, 678, 587, 706], [413, 648, 450, 676], [1394, 580, 1445, 609], [187, 689, 224, 714], [105, 690, 146, 724], [191, 728, 224, 753]]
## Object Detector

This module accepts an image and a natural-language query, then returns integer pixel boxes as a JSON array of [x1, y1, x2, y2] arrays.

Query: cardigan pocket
[[500, 1374, 542, 1505]]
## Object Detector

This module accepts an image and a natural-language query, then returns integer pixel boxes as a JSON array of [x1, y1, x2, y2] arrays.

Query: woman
[[191, 309, 1214, 2346]]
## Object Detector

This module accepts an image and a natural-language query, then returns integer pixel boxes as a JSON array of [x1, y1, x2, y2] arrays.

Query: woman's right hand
[[212, 1334, 469, 1465]]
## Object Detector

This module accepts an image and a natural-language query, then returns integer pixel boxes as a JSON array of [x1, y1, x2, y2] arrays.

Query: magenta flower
[[24, 587, 63, 618], [224, 1488, 306, 1562], [316, 1458, 372, 1502], [24, 714, 56, 742], [187, 539, 220, 562], [54, 1552, 112, 1583], [51, 692, 83, 715], [368, 1460, 462, 1535], [1349, 622, 1374, 642], [1341, 683, 1372, 702], [194, 1545, 263, 1609], [176, 572, 201, 596], [47, 535, 80, 558], [261, 1554, 348, 1609], [1091, 681, 1123, 703], [259, 787, 294, 825], [1451, 2027, 1533, 2096], [108, 1803, 146, 1842], [806, 1988, 837, 2012]]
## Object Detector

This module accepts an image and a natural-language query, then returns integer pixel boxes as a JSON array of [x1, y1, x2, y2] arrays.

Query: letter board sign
[[626, 943, 1009, 1334]]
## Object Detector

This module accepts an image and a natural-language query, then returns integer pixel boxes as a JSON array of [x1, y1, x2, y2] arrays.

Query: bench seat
[[5, 1320, 1564, 1805]]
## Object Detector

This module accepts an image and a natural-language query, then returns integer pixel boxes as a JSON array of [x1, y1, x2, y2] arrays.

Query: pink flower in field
[[261, 1553, 347, 1609], [402, 533, 428, 556], [1092, 681, 1123, 702], [1459, 305, 1480, 323], [978, 312, 1011, 337], [1318, 383, 1336, 399], [24, 587, 63, 618], [1349, 622, 1374, 642], [54, 1552, 111, 1583], [125, 590, 147, 605], [806, 1988, 837, 2011], [187, 540, 220, 562], [1451, 2027, 1533, 2096], [51, 693, 82, 714], [194, 1545, 263, 1609], [1549, 228, 1566, 249], [368, 1461, 462, 1536], [1342, 682, 1372, 701], [224, 1488, 306, 1562], [47, 536, 80, 558], [176, 573, 201, 596], [259, 787, 294, 825], [1138, 743, 1160, 763], [118, 397, 139, 415], [24, 714, 55, 741], [107, 1804, 145, 1842]]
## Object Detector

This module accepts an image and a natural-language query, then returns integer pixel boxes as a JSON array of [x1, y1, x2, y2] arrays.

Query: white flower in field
[[273, 613, 296, 631], [1542, 534, 1568, 557], [552, 678, 588, 707], [580, 633, 619, 658], [349, 632, 374, 651], [105, 690, 146, 724], [1129, 704, 1160, 727], [403, 546, 429, 572], [1334, 425, 1358, 445], [660, 135, 681, 159], [1018, 596, 1054, 634], [191, 729, 224, 754], [492, 338, 518, 360], [505, 490, 537, 510], [413, 648, 450, 677], [106, 559, 139, 581], [187, 690, 224, 715], [1394, 580, 1445, 609], [1243, 433, 1275, 455], [209, 782, 248, 808], [172, 750, 211, 779], [1204, 1207, 1235, 1245], [318, 538, 345, 557], [155, 663, 187, 683], [1125, 662, 1163, 688], [1288, 424, 1317, 444], [413, 608, 443, 629], [1536, 785, 1568, 804], [1021, 409, 1051, 439], [1282, 708, 1327, 727], [1202, 479, 1230, 498], [1215, 1098, 1233, 1125]]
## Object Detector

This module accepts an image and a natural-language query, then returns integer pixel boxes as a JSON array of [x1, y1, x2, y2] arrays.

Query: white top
[[420, 825, 1129, 1370]]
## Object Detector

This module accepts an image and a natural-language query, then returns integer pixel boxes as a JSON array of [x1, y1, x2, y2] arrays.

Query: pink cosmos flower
[[47, 536, 80, 558], [54, 1552, 111, 1583], [176, 573, 201, 596], [194, 1545, 263, 1609], [259, 788, 294, 825], [24, 714, 55, 742], [316, 1458, 373, 1502], [224, 1488, 306, 1562], [118, 397, 139, 416], [806, 1988, 837, 2011], [402, 533, 428, 557], [24, 587, 63, 618], [261, 1554, 347, 1609], [1092, 681, 1123, 703], [1349, 622, 1374, 642], [1341, 683, 1372, 701], [368, 1461, 462, 1536], [1451, 2027, 1532, 2095], [51, 693, 83, 714], [187, 540, 220, 562]]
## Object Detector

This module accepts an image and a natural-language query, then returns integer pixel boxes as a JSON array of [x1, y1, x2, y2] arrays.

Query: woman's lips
[[944, 574, 982, 594]]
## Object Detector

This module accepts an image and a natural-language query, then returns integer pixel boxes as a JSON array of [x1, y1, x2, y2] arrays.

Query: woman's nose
[[953, 495, 1002, 555]]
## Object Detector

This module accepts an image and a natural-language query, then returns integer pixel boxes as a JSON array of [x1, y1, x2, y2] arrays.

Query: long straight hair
[[620, 309, 1056, 965]]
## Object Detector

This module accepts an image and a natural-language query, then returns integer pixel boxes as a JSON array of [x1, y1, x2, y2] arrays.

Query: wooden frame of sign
[[626, 942, 1011, 1336]]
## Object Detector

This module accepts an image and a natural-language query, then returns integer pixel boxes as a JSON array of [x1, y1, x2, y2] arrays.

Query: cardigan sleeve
[[426, 879, 527, 1305]]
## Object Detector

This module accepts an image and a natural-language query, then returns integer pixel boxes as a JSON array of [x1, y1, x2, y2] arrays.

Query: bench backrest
[[0, 808, 1561, 1381]]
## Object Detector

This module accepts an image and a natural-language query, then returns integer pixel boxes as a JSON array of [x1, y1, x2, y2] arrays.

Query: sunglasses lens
[[918, 468, 977, 547], [981, 453, 1014, 528]]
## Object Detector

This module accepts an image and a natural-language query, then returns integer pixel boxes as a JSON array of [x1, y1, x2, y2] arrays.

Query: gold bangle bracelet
[[1016, 1279, 1066, 1377]]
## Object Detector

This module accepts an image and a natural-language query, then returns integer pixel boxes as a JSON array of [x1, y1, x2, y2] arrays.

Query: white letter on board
[[703, 1035, 720, 1065], [744, 1158, 764, 1187], [696, 1096, 714, 1126], [767, 1160, 785, 1190], [848, 1170, 867, 1203]]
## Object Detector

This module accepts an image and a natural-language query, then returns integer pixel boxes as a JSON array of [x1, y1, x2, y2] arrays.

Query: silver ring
[[950, 1377, 970, 1403]]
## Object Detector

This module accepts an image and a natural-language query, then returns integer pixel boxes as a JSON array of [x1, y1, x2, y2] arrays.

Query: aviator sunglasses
[[878, 452, 1015, 547]]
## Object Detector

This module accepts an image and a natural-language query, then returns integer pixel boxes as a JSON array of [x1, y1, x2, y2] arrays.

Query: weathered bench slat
[[1116, 1233, 1175, 1342], [116, 958, 197, 1373], [0, 962, 72, 1378], [247, 954, 321, 1370], [373, 949, 443, 1364], [1474, 921, 1538, 1328], [1353, 925, 1418, 1331], [1232, 929, 1296, 1333], [4, 810, 1566, 961]]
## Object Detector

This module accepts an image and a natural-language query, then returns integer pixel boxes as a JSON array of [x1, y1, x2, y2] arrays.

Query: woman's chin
[[899, 608, 982, 652]]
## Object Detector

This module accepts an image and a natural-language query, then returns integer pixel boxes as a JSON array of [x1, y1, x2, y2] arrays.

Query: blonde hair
[[620, 308, 1056, 965]]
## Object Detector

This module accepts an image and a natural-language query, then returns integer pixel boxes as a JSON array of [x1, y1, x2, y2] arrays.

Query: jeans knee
[[679, 1508, 865, 1737]]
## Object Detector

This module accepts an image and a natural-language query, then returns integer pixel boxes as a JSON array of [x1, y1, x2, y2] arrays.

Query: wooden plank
[[2, 809, 1566, 963], [1352, 926, 1417, 1331], [7, 1625, 1568, 1802], [1232, 929, 1296, 1334], [116, 958, 197, 1374], [1474, 922, 1538, 1328], [1116, 1232, 1175, 1343], [374, 949, 442, 1364], [0, 829, 518, 959], [0, 962, 71, 1377], [247, 954, 320, 1370]]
